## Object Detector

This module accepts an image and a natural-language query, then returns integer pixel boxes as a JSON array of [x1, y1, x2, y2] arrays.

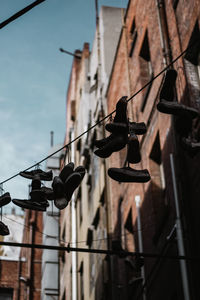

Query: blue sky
[[0, 0, 128, 206]]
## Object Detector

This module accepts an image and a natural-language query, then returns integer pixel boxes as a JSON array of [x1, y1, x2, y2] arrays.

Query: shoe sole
[[12, 199, 48, 211], [108, 167, 151, 183], [157, 101, 199, 119]]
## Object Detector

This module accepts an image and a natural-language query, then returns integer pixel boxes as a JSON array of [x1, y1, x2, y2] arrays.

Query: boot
[[126, 134, 141, 164]]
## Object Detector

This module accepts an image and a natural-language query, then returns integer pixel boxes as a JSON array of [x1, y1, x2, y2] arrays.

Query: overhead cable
[[0, 0, 46, 30], [0, 39, 197, 185], [0, 240, 199, 260]]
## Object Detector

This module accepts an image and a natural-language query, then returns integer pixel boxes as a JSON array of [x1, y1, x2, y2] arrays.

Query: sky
[[0, 0, 128, 211]]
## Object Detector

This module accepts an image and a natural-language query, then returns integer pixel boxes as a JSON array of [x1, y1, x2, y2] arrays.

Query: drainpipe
[[155, 0, 172, 67], [155, 2, 191, 299], [170, 154, 190, 300], [71, 128, 77, 300], [135, 195, 146, 300], [28, 211, 36, 300]]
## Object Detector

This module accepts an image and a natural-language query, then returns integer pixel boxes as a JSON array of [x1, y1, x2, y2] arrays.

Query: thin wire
[[3, 214, 158, 247], [0, 0, 46, 30], [0, 39, 197, 185]]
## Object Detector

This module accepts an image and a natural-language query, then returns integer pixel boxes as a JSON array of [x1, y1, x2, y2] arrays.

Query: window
[[149, 133, 169, 244], [78, 187, 83, 225], [79, 262, 84, 300], [139, 30, 153, 111], [184, 21, 200, 106], [0, 288, 13, 300], [129, 18, 137, 57], [172, 0, 179, 10], [92, 207, 100, 229], [125, 208, 133, 234]]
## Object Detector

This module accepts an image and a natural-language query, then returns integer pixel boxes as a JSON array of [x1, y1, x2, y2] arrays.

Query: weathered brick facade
[[106, 0, 200, 299], [0, 210, 43, 299]]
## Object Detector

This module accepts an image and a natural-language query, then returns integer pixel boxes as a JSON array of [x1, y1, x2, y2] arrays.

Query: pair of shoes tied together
[[157, 69, 199, 120], [52, 162, 85, 210], [12, 169, 53, 211], [94, 96, 129, 158]]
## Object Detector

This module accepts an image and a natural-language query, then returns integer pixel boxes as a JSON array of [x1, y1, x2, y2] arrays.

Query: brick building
[[106, 0, 200, 299], [61, 1, 200, 300], [0, 209, 43, 300]]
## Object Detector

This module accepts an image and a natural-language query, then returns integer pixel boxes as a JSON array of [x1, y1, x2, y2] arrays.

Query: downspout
[[155, 1, 190, 299], [135, 195, 146, 300], [71, 128, 77, 300], [28, 211, 36, 300]]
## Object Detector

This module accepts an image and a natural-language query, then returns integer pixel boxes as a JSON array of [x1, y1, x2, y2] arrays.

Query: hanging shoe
[[126, 134, 141, 164], [12, 199, 49, 211], [108, 166, 151, 183], [40, 186, 55, 200], [20, 169, 53, 181], [105, 122, 147, 135], [159, 69, 177, 101], [157, 100, 199, 119], [29, 189, 46, 202], [129, 121, 147, 135], [113, 96, 128, 123], [0, 221, 9, 236], [54, 197, 68, 210], [0, 192, 11, 208], [74, 166, 86, 181], [59, 162, 74, 182], [52, 176, 65, 198], [31, 174, 41, 191], [94, 134, 115, 149], [64, 172, 82, 202], [94, 134, 127, 158]]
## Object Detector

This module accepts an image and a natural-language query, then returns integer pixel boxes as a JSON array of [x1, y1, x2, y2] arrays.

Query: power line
[[0, 241, 199, 260], [0, 39, 197, 185], [2, 214, 158, 247], [0, 0, 46, 30]]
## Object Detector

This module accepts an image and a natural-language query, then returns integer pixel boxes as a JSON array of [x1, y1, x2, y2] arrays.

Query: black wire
[[0, 0, 46, 30], [3, 214, 157, 247], [0, 37, 198, 185]]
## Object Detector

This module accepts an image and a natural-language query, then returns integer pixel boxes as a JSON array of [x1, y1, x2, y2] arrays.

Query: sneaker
[[40, 186, 55, 200], [31, 174, 41, 191], [105, 122, 128, 134], [113, 96, 128, 123], [0, 192, 11, 208], [29, 189, 46, 202], [52, 176, 65, 198], [157, 100, 199, 119], [64, 172, 82, 202], [0, 221, 9, 236], [59, 162, 74, 182], [94, 134, 127, 158], [108, 166, 151, 182], [94, 134, 115, 149], [181, 137, 200, 157], [129, 121, 147, 135], [74, 166, 86, 181], [54, 197, 68, 210], [12, 199, 49, 211], [126, 134, 141, 164], [159, 69, 177, 101], [20, 169, 53, 181], [105, 122, 147, 135]]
